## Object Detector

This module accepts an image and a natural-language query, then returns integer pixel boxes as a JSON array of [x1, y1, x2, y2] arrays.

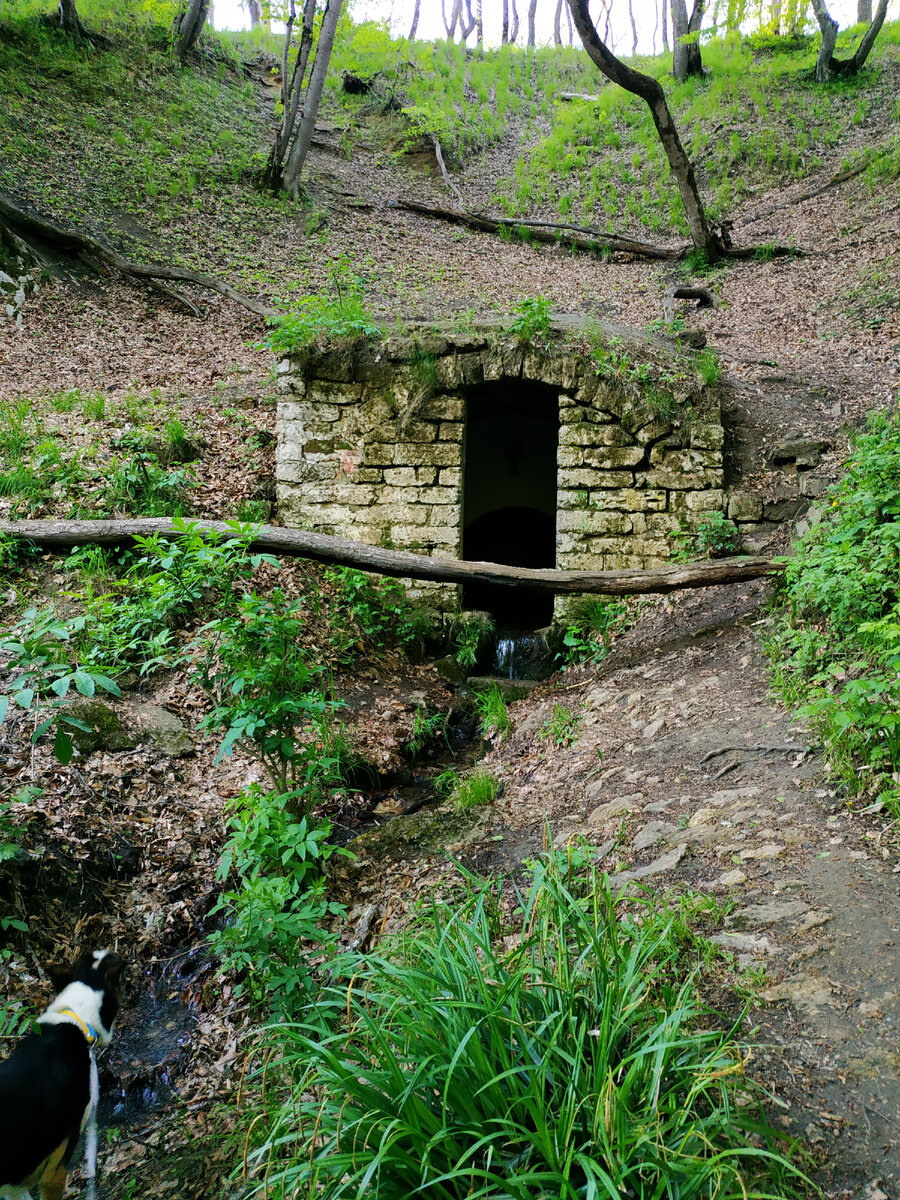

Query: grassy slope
[[1, 8, 898, 295]]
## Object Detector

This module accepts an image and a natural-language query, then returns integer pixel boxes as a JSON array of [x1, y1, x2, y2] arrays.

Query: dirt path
[[460, 581, 900, 1198]]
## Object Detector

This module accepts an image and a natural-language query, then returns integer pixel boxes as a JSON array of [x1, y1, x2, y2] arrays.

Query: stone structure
[[275, 327, 727, 620]]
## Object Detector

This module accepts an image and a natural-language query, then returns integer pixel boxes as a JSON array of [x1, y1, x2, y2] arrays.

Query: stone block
[[306, 381, 363, 405], [645, 468, 723, 490], [649, 446, 722, 470], [690, 422, 725, 450], [557, 510, 633, 536], [383, 467, 438, 487], [393, 443, 460, 467], [439, 421, 464, 441], [298, 483, 377, 506], [685, 489, 725, 513], [799, 474, 829, 499], [592, 488, 668, 512], [583, 446, 646, 470], [523, 351, 582, 390], [420, 395, 465, 421], [560, 422, 632, 449], [557, 447, 584, 468], [762, 497, 807, 522], [426, 503, 462, 524], [367, 504, 429, 526], [439, 468, 461, 487], [634, 417, 673, 446], [482, 343, 524, 381], [275, 460, 333, 485], [363, 443, 396, 465], [644, 513, 681, 535], [727, 492, 763, 522], [591, 471, 638, 488], [435, 353, 483, 388]]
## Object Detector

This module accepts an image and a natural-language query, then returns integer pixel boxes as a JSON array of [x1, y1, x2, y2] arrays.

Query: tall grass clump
[[767, 407, 900, 812], [241, 853, 807, 1199]]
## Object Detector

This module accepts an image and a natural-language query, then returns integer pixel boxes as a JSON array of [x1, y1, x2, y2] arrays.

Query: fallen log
[[392, 199, 684, 261], [0, 194, 275, 320], [0, 518, 786, 595]]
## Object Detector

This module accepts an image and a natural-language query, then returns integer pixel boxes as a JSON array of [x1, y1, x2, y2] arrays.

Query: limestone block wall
[[275, 330, 726, 609]]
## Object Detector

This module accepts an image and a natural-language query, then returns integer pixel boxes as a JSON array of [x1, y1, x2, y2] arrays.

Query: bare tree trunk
[[811, 0, 887, 81], [460, 0, 477, 40], [443, 0, 462, 38], [554, 0, 563, 44], [173, 0, 210, 60], [57, 0, 84, 36], [565, 1, 573, 43], [501, 0, 509, 42], [409, 0, 420, 38], [671, 0, 705, 81], [567, 0, 720, 260], [247, 0, 263, 27], [857, 0, 872, 20], [527, 0, 537, 47], [476, 0, 483, 46], [652, 0, 660, 52], [281, 0, 344, 195], [661, 0, 669, 51], [509, 0, 519, 43], [628, 0, 638, 54]]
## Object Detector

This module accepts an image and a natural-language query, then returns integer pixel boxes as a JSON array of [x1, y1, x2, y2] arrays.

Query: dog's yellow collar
[[57, 1008, 100, 1045]]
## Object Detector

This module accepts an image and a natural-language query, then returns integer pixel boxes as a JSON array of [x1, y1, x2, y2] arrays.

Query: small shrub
[[508, 295, 552, 345], [697, 346, 723, 386], [209, 785, 346, 1005], [560, 595, 628, 665], [695, 511, 741, 558], [539, 702, 581, 747], [324, 567, 428, 657], [265, 258, 380, 354]]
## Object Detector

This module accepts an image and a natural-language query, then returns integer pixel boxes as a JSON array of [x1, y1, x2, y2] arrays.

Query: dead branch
[[0, 194, 275, 320], [393, 198, 684, 261], [663, 284, 717, 324], [430, 136, 465, 207], [0, 518, 787, 596]]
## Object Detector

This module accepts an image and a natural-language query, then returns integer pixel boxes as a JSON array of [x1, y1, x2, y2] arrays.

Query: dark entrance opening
[[462, 380, 558, 628]]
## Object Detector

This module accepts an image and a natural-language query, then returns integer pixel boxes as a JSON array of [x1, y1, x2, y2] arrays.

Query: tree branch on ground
[[0, 194, 275, 319], [0, 519, 787, 596], [394, 198, 801, 262], [810, 0, 888, 82]]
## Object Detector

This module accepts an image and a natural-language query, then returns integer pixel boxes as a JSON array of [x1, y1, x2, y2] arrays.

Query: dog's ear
[[46, 963, 75, 993], [101, 953, 125, 986]]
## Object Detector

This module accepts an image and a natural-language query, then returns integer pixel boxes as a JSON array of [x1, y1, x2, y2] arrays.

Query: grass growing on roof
[[240, 851, 809, 1199]]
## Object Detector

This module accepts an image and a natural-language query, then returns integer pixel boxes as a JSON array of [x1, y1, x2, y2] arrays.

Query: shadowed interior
[[462, 380, 558, 628]]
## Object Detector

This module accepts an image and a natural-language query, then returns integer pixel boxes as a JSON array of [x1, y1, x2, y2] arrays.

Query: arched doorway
[[462, 380, 558, 628]]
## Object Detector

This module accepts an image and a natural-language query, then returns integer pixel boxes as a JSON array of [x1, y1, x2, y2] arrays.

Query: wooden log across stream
[[0, 518, 786, 596]]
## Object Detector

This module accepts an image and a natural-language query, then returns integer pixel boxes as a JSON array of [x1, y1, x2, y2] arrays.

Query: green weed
[[471, 682, 511, 741], [242, 852, 809, 1198], [452, 767, 501, 808]]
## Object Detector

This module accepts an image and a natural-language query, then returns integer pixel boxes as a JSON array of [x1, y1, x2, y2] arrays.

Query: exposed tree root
[[0, 518, 786, 596], [0, 194, 275, 320]]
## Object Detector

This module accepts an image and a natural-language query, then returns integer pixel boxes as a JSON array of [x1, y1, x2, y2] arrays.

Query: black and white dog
[[0, 949, 124, 1200]]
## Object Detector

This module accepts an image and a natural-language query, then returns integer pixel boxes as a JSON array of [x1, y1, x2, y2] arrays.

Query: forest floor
[[0, 34, 899, 1200]]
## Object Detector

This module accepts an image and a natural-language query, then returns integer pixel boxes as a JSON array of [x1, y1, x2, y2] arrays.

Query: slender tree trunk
[[565, 2, 573, 43], [501, 0, 508, 42], [671, 0, 705, 81], [661, 0, 669, 51], [173, 0, 210, 60], [652, 0, 659, 53], [247, 0, 263, 27], [409, 0, 420, 38], [509, 0, 519, 43], [527, 0, 537, 47], [57, 0, 84, 35], [554, 0, 563, 45], [281, 0, 344, 195], [811, 0, 887, 81], [857, 0, 872, 20], [567, 0, 718, 259], [476, 0, 483, 46], [460, 0, 476, 40], [628, 0, 638, 54]]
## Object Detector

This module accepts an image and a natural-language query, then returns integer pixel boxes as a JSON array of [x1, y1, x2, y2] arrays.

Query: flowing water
[[491, 630, 554, 680]]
